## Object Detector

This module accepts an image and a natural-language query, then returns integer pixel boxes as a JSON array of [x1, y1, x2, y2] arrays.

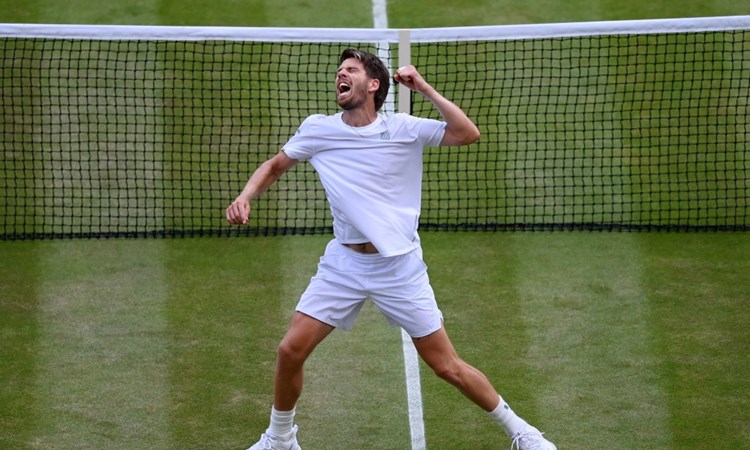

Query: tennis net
[[1, 17, 748, 239]]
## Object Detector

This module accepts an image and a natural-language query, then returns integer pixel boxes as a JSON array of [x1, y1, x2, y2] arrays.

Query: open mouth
[[337, 82, 351, 98]]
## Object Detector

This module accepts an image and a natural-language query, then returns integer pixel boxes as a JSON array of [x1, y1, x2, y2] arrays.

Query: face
[[335, 57, 376, 110]]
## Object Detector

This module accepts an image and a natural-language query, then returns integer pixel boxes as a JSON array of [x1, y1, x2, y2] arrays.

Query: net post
[[398, 29, 411, 114]]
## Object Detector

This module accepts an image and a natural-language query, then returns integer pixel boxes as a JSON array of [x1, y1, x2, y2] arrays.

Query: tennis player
[[226, 48, 556, 450]]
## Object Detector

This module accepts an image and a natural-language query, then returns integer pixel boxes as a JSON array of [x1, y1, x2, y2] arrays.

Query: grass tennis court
[[2, 1, 750, 449], [2, 233, 749, 449]]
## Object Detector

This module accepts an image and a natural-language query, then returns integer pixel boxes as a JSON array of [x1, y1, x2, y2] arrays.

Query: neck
[[341, 107, 378, 127]]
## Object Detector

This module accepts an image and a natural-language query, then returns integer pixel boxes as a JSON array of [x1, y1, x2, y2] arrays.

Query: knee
[[430, 359, 464, 385], [276, 337, 309, 368]]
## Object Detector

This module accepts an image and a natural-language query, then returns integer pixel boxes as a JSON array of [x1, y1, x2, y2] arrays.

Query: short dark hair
[[339, 48, 390, 111]]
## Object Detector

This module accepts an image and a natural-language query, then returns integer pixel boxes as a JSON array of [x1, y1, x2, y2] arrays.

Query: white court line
[[401, 328, 426, 450], [371, 2, 427, 450], [372, 0, 388, 29]]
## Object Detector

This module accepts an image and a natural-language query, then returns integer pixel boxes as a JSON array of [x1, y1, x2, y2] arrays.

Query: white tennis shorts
[[296, 239, 443, 338]]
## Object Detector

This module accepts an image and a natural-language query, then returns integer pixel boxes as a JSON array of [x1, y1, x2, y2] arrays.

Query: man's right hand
[[225, 198, 251, 225]]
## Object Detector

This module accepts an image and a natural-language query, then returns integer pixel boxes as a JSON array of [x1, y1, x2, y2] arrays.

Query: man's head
[[337, 48, 390, 111]]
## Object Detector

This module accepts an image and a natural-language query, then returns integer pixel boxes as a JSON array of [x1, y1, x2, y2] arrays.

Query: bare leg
[[273, 312, 335, 410], [412, 324, 500, 411]]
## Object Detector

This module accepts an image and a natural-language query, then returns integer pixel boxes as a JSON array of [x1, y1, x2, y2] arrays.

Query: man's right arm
[[394, 65, 480, 146], [225, 150, 298, 225]]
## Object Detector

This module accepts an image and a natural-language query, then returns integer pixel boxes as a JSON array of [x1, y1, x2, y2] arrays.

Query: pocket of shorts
[[319, 240, 351, 273]]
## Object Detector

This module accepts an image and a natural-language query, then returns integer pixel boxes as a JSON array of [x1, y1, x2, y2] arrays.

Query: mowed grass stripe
[[639, 233, 750, 448], [161, 237, 287, 449], [416, 232, 534, 448], [32, 0, 161, 25], [279, 235, 412, 449], [34, 240, 170, 449], [512, 233, 671, 449], [0, 36, 171, 238], [0, 242, 43, 449]]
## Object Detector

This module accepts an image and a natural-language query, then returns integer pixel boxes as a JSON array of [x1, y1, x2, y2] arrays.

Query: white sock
[[488, 396, 529, 438], [268, 406, 296, 438]]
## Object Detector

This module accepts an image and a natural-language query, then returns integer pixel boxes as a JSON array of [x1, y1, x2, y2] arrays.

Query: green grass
[[420, 232, 750, 449], [2, 1, 750, 449], [388, 0, 750, 28], [0, 0, 375, 27], [2, 233, 749, 449], [4, 0, 749, 27]]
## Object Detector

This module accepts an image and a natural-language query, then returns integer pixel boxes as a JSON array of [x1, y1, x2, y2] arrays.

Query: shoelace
[[257, 433, 277, 450], [255, 431, 296, 450], [510, 429, 547, 450]]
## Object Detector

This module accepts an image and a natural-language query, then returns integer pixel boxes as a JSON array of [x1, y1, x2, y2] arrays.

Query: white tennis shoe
[[247, 425, 301, 450], [510, 425, 557, 450]]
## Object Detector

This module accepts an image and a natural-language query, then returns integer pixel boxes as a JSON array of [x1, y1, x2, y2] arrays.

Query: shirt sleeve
[[398, 113, 446, 147], [281, 114, 325, 161]]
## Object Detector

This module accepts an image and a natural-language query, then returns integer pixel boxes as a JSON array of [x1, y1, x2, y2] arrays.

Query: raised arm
[[394, 65, 480, 146], [225, 150, 298, 225]]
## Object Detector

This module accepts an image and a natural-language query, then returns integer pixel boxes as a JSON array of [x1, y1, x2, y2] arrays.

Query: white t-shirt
[[282, 112, 446, 257]]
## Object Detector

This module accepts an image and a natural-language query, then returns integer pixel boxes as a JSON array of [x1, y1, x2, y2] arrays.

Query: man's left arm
[[394, 65, 480, 146]]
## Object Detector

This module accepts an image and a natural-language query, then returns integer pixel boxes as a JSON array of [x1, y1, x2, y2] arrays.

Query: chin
[[338, 99, 364, 111]]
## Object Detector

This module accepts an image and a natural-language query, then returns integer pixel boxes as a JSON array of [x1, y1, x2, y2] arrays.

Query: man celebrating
[[226, 48, 556, 450]]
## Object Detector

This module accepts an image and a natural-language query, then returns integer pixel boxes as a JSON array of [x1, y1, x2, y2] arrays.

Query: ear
[[368, 78, 380, 94]]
